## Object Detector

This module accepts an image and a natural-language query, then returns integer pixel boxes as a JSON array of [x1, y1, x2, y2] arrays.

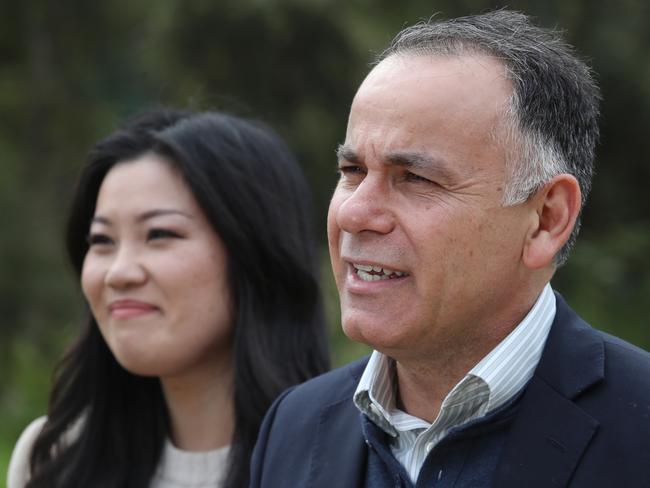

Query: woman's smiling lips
[[108, 299, 159, 319]]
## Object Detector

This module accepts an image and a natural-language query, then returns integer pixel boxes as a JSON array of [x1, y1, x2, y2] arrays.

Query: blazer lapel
[[309, 399, 367, 488], [494, 293, 605, 487], [493, 376, 599, 487]]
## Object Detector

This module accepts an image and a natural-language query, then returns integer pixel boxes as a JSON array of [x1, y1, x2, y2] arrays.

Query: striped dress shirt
[[353, 284, 556, 483]]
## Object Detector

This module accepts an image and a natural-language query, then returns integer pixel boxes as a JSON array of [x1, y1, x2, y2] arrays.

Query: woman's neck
[[159, 354, 234, 452]]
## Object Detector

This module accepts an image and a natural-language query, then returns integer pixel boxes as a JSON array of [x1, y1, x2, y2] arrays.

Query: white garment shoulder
[[7, 416, 230, 488], [7, 416, 47, 488], [151, 439, 230, 488]]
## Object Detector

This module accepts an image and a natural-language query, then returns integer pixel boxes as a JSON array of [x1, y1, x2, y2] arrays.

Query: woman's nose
[[104, 247, 147, 289]]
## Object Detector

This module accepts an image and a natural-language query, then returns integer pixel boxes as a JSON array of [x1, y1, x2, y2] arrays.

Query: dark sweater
[[362, 391, 523, 487]]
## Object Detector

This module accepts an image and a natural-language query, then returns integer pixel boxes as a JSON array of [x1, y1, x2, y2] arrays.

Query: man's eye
[[147, 228, 181, 241], [404, 171, 431, 184], [87, 233, 113, 246], [337, 165, 366, 176]]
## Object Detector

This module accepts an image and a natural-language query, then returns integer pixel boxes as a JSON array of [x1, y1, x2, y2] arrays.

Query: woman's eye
[[87, 233, 113, 247], [147, 228, 181, 241]]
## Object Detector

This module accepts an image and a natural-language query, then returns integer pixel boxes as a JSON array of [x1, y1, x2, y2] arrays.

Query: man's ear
[[522, 174, 582, 269]]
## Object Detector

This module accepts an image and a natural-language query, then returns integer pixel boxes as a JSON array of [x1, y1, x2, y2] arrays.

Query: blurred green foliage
[[1, 0, 649, 475]]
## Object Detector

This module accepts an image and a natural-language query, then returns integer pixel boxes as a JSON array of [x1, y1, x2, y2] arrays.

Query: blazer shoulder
[[599, 330, 650, 388], [280, 355, 369, 410], [257, 355, 368, 436], [599, 329, 650, 361], [251, 357, 369, 487]]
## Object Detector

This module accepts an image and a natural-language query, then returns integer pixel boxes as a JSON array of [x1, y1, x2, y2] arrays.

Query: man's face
[[328, 54, 535, 361]]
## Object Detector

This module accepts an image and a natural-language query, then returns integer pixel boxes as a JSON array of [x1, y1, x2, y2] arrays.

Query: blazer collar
[[534, 292, 605, 399], [494, 292, 604, 487]]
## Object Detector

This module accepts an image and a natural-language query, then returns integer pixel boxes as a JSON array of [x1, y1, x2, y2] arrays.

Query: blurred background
[[1, 0, 648, 475]]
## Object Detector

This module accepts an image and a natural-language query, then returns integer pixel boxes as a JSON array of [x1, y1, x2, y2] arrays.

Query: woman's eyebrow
[[90, 209, 194, 226], [90, 215, 111, 225], [136, 209, 194, 222]]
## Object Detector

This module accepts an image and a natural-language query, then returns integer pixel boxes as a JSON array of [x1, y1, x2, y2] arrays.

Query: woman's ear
[[522, 174, 582, 270]]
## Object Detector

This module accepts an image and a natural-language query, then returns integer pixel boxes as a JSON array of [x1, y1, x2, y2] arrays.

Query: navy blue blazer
[[251, 294, 650, 487]]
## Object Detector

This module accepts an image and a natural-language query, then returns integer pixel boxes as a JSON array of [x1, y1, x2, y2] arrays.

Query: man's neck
[[394, 338, 501, 422], [393, 286, 547, 422]]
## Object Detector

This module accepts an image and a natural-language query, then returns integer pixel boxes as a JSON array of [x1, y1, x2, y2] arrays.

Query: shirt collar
[[354, 351, 400, 436], [354, 283, 556, 435]]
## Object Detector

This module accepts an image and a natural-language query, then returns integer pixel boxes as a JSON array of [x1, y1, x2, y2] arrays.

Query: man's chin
[[342, 317, 410, 353]]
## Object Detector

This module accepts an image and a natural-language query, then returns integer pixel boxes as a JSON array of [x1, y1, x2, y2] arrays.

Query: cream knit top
[[7, 417, 230, 488]]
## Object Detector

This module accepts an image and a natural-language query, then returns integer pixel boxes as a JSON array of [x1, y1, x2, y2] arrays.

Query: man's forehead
[[359, 53, 510, 97], [341, 52, 512, 182], [347, 52, 512, 143]]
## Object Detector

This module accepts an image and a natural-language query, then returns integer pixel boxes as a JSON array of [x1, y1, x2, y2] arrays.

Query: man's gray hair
[[377, 9, 601, 265]]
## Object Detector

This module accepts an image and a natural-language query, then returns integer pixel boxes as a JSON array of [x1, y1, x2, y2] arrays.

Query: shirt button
[[426, 442, 434, 453]]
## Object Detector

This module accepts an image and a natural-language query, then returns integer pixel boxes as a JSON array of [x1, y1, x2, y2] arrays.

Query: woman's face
[[81, 153, 233, 378]]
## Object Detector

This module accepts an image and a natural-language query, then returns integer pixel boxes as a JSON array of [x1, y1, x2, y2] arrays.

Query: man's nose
[[104, 247, 147, 289], [335, 176, 395, 235]]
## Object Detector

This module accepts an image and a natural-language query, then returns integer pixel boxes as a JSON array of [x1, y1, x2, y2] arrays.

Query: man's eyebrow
[[336, 144, 361, 164], [336, 146, 460, 182], [386, 150, 459, 181], [386, 151, 436, 170], [90, 209, 193, 225]]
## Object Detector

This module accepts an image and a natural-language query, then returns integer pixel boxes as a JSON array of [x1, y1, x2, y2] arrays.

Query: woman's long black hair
[[26, 108, 330, 487]]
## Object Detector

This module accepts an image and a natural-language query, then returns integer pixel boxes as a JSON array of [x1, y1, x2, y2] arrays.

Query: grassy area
[[1, 438, 13, 484], [0, 339, 58, 485]]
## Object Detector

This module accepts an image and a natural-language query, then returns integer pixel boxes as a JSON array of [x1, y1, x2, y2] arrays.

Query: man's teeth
[[352, 263, 406, 281]]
